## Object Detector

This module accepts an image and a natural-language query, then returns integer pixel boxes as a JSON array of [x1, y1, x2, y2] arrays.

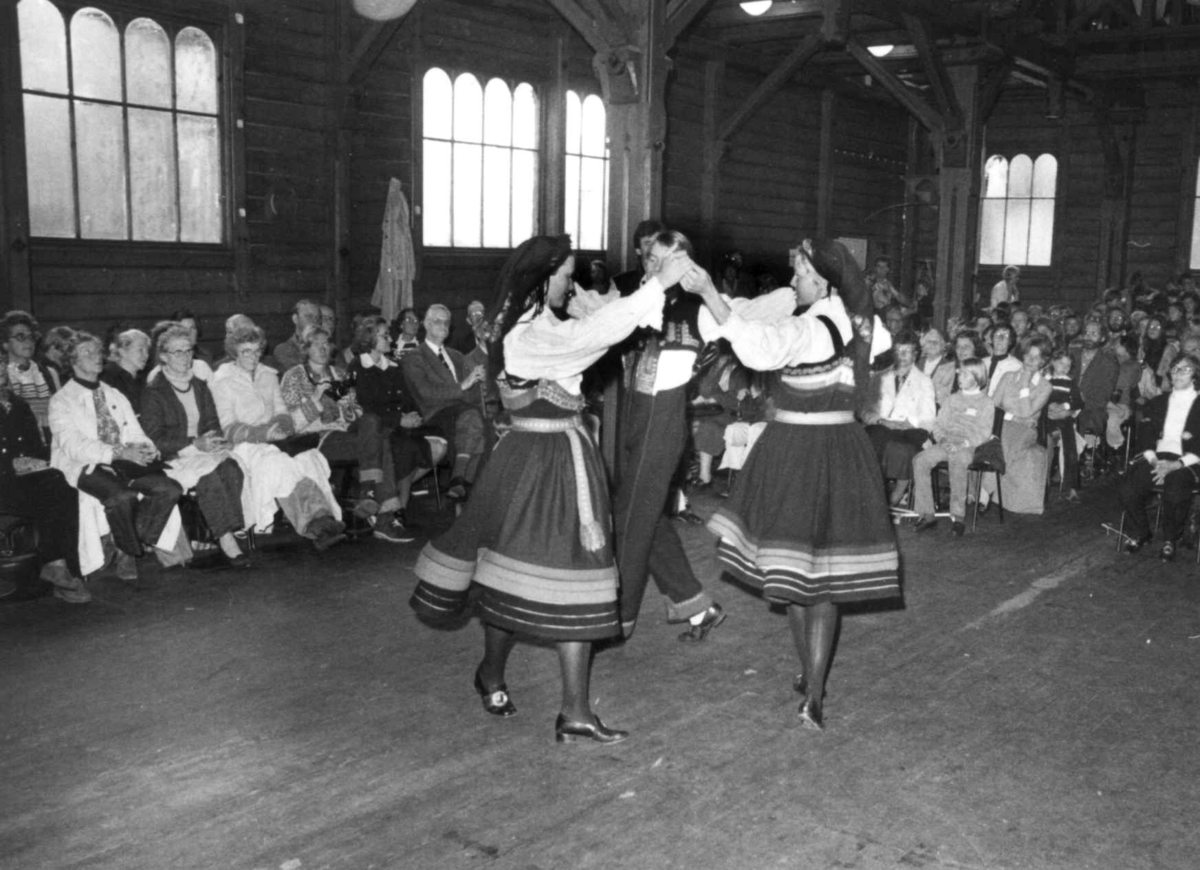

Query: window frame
[[418, 65, 541, 252], [563, 87, 610, 255], [977, 151, 1058, 268], [16, 0, 238, 264], [1189, 154, 1200, 272]]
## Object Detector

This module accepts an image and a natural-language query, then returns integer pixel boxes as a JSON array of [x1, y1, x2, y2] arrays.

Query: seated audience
[[168, 308, 215, 374], [690, 350, 763, 490], [989, 334, 1053, 514], [912, 358, 995, 536], [451, 299, 487, 355], [951, 330, 987, 394], [271, 298, 321, 372], [3, 310, 56, 428], [49, 332, 184, 584], [1117, 354, 1200, 561], [211, 324, 346, 551], [40, 325, 75, 392], [101, 328, 151, 415], [984, 323, 1022, 397], [1108, 334, 1142, 455], [1041, 348, 1085, 505], [918, 327, 955, 407], [864, 330, 937, 507], [392, 307, 421, 357], [141, 323, 251, 568], [0, 349, 90, 602], [1070, 318, 1119, 454], [399, 303, 486, 500], [350, 315, 443, 543]]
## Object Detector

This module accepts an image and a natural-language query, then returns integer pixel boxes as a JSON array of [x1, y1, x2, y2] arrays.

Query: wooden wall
[[8, 0, 339, 352], [970, 81, 1200, 315]]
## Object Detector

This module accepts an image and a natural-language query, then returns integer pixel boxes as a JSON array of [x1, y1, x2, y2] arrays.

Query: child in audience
[[1042, 348, 1084, 504]]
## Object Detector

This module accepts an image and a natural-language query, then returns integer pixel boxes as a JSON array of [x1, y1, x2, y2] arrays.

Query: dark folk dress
[[707, 303, 901, 606]]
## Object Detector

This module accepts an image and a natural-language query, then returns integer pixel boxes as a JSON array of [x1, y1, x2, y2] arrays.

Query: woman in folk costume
[[410, 234, 690, 744], [682, 238, 901, 730]]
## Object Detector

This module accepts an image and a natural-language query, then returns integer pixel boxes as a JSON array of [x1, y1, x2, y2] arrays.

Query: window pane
[[75, 100, 128, 239], [1032, 154, 1057, 198], [511, 149, 536, 244], [983, 155, 1007, 199], [564, 154, 580, 245], [423, 140, 451, 245], [423, 68, 452, 140], [23, 94, 75, 237], [483, 78, 512, 146], [1007, 154, 1033, 199], [579, 156, 606, 250], [452, 142, 482, 246], [511, 83, 537, 150], [1028, 200, 1054, 266], [176, 27, 217, 114], [580, 95, 607, 158], [129, 107, 177, 241], [71, 8, 121, 101], [565, 91, 581, 154], [178, 114, 221, 242], [1002, 198, 1030, 265], [126, 18, 171, 108], [453, 74, 483, 144], [19, 0, 69, 94], [978, 200, 1005, 265], [1192, 197, 1200, 270], [482, 146, 511, 247]]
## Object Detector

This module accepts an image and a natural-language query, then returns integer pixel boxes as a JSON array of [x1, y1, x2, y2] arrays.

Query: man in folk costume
[[1117, 354, 1200, 561], [613, 229, 726, 641]]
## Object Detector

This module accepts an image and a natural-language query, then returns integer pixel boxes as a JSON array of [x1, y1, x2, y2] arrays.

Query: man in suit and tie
[[400, 304, 486, 500]]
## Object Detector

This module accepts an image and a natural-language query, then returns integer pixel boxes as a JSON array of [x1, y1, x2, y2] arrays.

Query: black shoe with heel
[[798, 696, 824, 731], [555, 714, 628, 745], [473, 668, 516, 717], [678, 603, 726, 642]]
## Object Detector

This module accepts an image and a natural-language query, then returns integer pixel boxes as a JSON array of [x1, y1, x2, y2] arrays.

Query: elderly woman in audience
[[918, 327, 955, 407], [349, 315, 441, 543], [863, 330, 937, 507], [211, 324, 345, 551], [141, 323, 251, 568], [912, 358, 995, 535], [988, 334, 1054, 514], [167, 308, 215, 375], [39, 325, 75, 391], [49, 331, 184, 585], [101, 328, 151, 415], [2, 310, 57, 428], [0, 348, 90, 602]]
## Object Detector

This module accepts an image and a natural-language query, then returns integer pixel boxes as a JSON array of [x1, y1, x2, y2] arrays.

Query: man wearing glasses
[[400, 304, 486, 501], [1116, 355, 1200, 561]]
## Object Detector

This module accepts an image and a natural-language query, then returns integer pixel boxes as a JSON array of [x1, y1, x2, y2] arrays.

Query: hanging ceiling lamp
[[353, 0, 419, 21], [867, 44, 895, 57], [739, 1, 773, 15]]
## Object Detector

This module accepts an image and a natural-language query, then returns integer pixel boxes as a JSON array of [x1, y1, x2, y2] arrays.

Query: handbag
[[972, 437, 1006, 474]]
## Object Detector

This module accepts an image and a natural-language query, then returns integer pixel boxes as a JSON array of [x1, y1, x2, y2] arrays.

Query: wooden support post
[[0, 0, 31, 314], [543, 34, 570, 237], [933, 65, 982, 322]]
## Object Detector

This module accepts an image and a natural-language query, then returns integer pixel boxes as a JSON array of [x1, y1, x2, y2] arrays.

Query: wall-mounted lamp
[[739, 1, 773, 15]]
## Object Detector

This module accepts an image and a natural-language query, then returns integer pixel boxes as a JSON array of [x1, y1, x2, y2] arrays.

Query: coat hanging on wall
[[352, 0, 419, 21], [371, 178, 415, 321]]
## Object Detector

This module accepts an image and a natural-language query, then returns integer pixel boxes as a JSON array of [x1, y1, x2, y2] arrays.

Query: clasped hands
[[194, 430, 229, 453], [116, 441, 160, 465]]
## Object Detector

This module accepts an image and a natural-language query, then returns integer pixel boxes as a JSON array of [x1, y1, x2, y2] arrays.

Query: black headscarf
[[485, 234, 573, 381]]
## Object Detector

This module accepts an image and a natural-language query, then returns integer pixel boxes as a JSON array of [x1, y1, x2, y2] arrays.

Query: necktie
[[93, 387, 122, 447], [439, 348, 454, 378]]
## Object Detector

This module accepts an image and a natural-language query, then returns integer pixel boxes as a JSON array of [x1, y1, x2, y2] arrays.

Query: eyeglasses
[[1172, 366, 1194, 375], [7, 332, 34, 342], [237, 347, 263, 357], [164, 348, 194, 357]]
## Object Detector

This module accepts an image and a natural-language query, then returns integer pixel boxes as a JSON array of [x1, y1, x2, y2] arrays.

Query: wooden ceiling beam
[[716, 31, 825, 142], [544, 0, 627, 52], [665, 0, 717, 45], [902, 12, 961, 123], [341, 19, 405, 86], [845, 37, 945, 133]]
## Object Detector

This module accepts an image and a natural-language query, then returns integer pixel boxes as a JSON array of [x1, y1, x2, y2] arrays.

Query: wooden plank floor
[[2, 479, 1199, 870]]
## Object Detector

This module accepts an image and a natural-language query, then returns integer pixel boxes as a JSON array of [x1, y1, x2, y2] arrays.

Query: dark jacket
[[141, 374, 223, 460], [1136, 390, 1200, 462], [0, 395, 49, 485], [101, 361, 145, 416], [399, 342, 470, 419]]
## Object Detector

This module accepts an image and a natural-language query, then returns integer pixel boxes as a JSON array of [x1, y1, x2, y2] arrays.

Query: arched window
[[564, 91, 609, 252], [1190, 156, 1200, 270], [422, 68, 538, 248], [978, 153, 1057, 267], [17, 0, 224, 243]]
